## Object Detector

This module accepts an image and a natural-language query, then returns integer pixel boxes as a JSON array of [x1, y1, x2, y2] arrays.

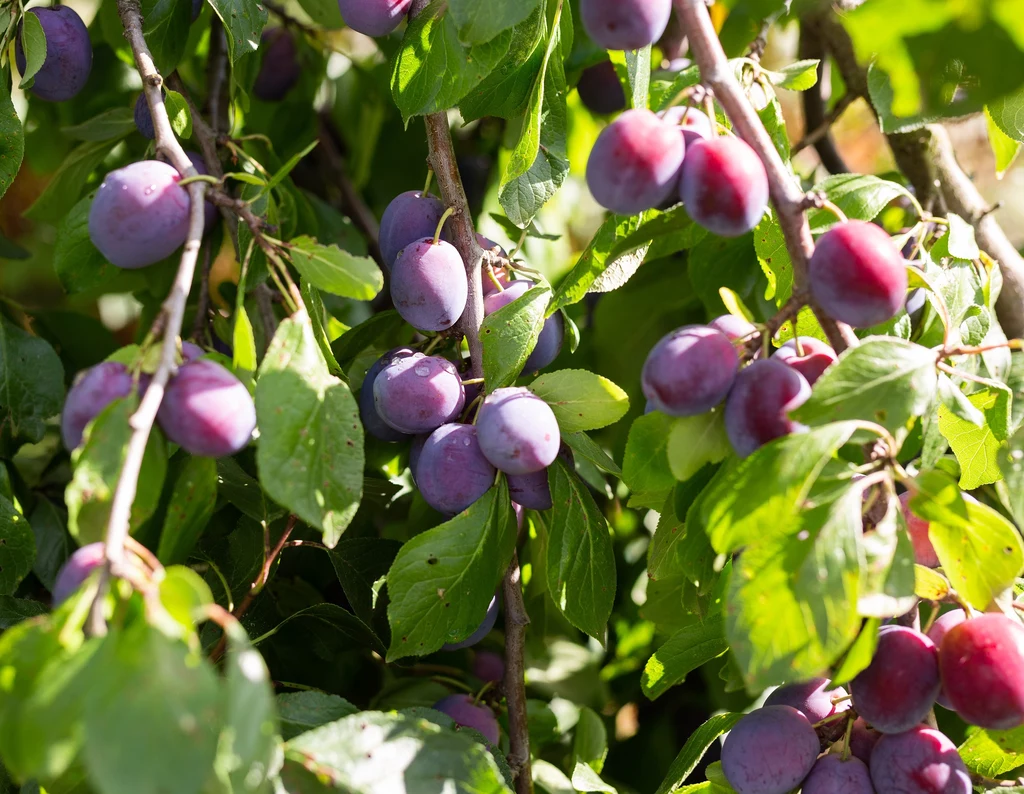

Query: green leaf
[[289, 236, 383, 301], [17, 12, 46, 88], [328, 537, 402, 625], [549, 214, 645, 312], [1000, 427, 1024, 527], [938, 386, 1010, 489], [294, 0, 343, 27], [793, 338, 938, 440], [546, 460, 616, 640], [278, 692, 357, 741], [141, 0, 192, 74], [448, 0, 541, 45], [573, 708, 608, 773], [571, 762, 617, 794], [561, 432, 621, 477], [480, 284, 551, 389], [158, 566, 213, 635], [61, 108, 138, 142], [391, 0, 513, 122], [666, 412, 731, 483], [256, 312, 364, 547], [959, 725, 1024, 778], [208, 0, 267, 64], [283, 711, 511, 793], [163, 89, 192, 139], [386, 482, 517, 661], [624, 46, 651, 109], [53, 194, 126, 295], [806, 174, 915, 232], [653, 713, 743, 794], [0, 597, 46, 628], [763, 59, 819, 91], [83, 623, 221, 794], [0, 496, 34, 596], [233, 306, 259, 373], [65, 398, 167, 545], [330, 310, 408, 372], [642, 615, 727, 700], [858, 492, 917, 618], [157, 456, 218, 565], [832, 618, 881, 685], [528, 369, 629, 434], [622, 412, 676, 510], [986, 105, 1023, 176], [254, 602, 385, 656], [0, 78, 24, 202], [24, 139, 123, 223], [0, 315, 64, 446]]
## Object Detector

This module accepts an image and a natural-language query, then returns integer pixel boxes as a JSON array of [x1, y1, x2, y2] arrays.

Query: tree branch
[[674, 0, 857, 352], [89, 0, 210, 635], [502, 551, 532, 794], [797, 20, 849, 173]]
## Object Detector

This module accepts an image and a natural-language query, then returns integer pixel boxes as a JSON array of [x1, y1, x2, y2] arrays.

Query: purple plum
[[373, 353, 465, 435], [720, 706, 819, 794], [416, 424, 495, 515], [642, 325, 738, 416], [391, 239, 468, 332], [442, 596, 498, 651], [774, 337, 838, 386], [52, 543, 105, 606], [577, 61, 626, 115], [62, 361, 135, 450], [679, 137, 769, 237], [870, 727, 970, 794], [801, 754, 873, 794], [482, 281, 564, 372], [476, 388, 560, 476], [433, 694, 499, 745], [359, 348, 415, 442], [338, 0, 412, 37], [16, 7, 92, 102], [253, 28, 301, 102], [724, 359, 810, 457], [580, 0, 672, 51], [380, 191, 446, 269], [472, 650, 505, 684]]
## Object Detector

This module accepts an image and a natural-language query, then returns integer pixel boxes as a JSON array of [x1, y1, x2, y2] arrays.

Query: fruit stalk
[[673, 0, 858, 353], [87, 0, 210, 635]]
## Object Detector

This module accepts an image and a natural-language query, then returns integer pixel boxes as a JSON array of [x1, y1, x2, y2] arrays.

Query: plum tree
[[359, 349, 415, 442], [764, 678, 849, 724], [157, 359, 257, 457], [338, 0, 412, 37], [475, 388, 560, 475], [16, 7, 92, 102], [61, 361, 135, 450], [483, 281, 565, 371], [660, 106, 714, 147], [472, 651, 504, 684], [808, 220, 908, 328], [800, 754, 873, 794], [927, 609, 968, 709], [720, 706, 819, 794], [870, 726, 971, 794], [586, 109, 685, 215], [379, 191, 447, 269], [642, 326, 738, 416], [373, 353, 465, 434], [577, 61, 626, 116], [88, 161, 192, 269], [847, 718, 881, 766], [253, 29, 301, 102], [679, 137, 769, 237], [939, 614, 1024, 729], [442, 596, 498, 650], [391, 239, 468, 331], [898, 491, 941, 567], [724, 359, 810, 457], [708, 314, 756, 341], [850, 625, 940, 733], [51, 543, 106, 606], [580, 0, 672, 51], [432, 694, 500, 745], [774, 337, 838, 386], [415, 424, 496, 515]]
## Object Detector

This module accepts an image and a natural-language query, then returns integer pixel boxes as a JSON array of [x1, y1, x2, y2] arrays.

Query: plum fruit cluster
[[16, 7, 93, 102], [722, 611, 1024, 794], [642, 319, 831, 458], [61, 344, 255, 458]]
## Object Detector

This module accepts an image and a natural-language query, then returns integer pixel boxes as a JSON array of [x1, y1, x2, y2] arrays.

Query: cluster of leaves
[[1, 0, 1024, 793]]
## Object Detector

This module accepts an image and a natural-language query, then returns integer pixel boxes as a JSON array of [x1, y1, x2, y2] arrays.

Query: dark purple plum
[[476, 234, 506, 257], [181, 341, 205, 360], [586, 109, 685, 215], [679, 137, 769, 237], [134, 92, 157, 140], [939, 614, 1024, 730], [708, 314, 756, 342], [898, 491, 940, 568], [16, 7, 92, 102], [380, 191, 446, 269], [338, 0, 412, 37], [641, 325, 738, 417], [483, 281, 564, 372], [774, 337, 837, 386], [508, 446, 573, 511], [191, 0, 203, 21], [52, 543, 105, 606], [764, 678, 849, 724], [801, 754, 873, 794], [184, 151, 219, 231], [359, 349, 415, 442], [62, 361, 135, 450], [851, 625, 940, 734], [253, 29, 301, 102], [433, 694, 499, 745], [472, 650, 505, 684], [870, 726, 970, 794], [580, 0, 671, 50], [720, 706, 819, 794], [157, 359, 256, 457], [724, 359, 810, 458], [373, 353, 465, 435], [808, 220, 908, 328], [89, 160, 191, 269], [577, 61, 626, 115], [416, 424, 495, 515], [927, 609, 968, 709], [847, 718, 881, 766], [391, 239, 468, 332], [476, 388, 560, 476], [442, 596, 498, 651], [409, 433, 428, 480], [660, 106, 714, 148]]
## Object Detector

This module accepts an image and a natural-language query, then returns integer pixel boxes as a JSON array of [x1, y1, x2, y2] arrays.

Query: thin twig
[[791, 92, 855, 155], [89, 0, 209, 636], [502, 551, 532, 794], [191, 244, 213, 342], [674, 0, 857, 353]]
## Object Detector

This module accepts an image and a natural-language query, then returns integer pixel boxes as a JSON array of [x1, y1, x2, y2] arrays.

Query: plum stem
[[434, 207, 455, 245], [674, 0, 857, 354], [423, 168, 434, 196]]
